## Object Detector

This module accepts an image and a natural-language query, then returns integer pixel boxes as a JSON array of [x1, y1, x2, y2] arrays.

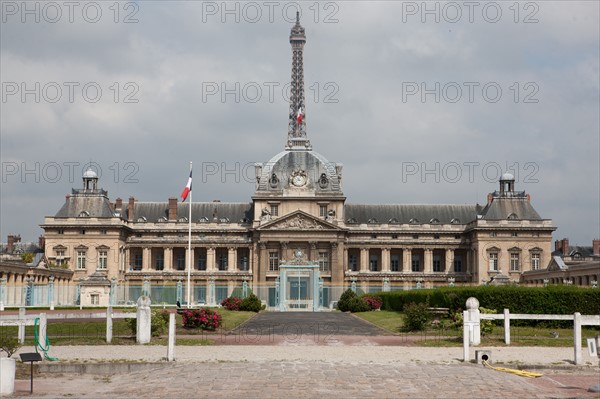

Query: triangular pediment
[[258, 210, 343, 231]]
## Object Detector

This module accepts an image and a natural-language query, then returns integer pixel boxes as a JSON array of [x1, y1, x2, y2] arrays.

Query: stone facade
[[39, 17, 556, 304]]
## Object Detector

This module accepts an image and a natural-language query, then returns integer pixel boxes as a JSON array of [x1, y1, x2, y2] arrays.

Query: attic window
[[346, 218, 358, 224], [409, 218, 419, 224], [388, 218, 399, 224], [507, 213, 518, 220], [157, 216, 167, 223], [136, 217, 147, 223], [367, 218, 378, 224], [450, 218, 460, 224], [430, 218, 440, 224], [178, 217, 188, 223], [199, 217, 209, 223], [78, 211, 90, 218], [219, 217, 230, 223]]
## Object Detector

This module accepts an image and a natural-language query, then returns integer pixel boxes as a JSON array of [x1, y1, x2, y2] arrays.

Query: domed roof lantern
[[499, 171, 515, 194], [83, 167, 98, 191]]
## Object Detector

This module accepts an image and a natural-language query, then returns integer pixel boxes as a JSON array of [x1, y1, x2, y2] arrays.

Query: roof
[[129, 202, 254, 223], [552, 245, 596, 258], [55, 194, 116, 218], [479, 198, 542, 220], [344, 204, 480, 224]]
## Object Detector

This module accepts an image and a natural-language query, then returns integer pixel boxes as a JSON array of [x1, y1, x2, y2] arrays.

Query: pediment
[[258, 210, 342, 231]]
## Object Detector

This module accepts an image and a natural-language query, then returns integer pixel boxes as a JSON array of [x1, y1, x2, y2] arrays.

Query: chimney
[[526, 193, 531, 203], [128, 197, 135, 222], [593, 239, 600, 256], [487, 193, 493, 205], [115, 197, 123, 210], [38, 235, 45, 250], [7, 235, 15, 254], [168, 197, 178, 221]]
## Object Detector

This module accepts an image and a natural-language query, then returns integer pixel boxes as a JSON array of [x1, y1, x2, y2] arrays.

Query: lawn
[[354, 310, 405, 333], [0, 308, 257, 345]]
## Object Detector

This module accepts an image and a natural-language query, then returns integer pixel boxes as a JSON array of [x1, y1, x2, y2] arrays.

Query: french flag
[[181, 170, 192, 202], [296, 107, 303, 125]]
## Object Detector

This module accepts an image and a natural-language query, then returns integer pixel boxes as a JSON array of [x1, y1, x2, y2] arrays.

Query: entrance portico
[[276, 250, 323, 311]]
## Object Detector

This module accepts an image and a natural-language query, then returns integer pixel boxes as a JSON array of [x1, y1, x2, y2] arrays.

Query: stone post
[[18, 307, 26, 343], [38, 313, 47, 350], [106, 306, 113, 343], [110, 277, 117, 306], [167, 312, 175, 361], [465, 297, 481, 346], [136, 296, 151, 344], [207, 277, 216, 306]]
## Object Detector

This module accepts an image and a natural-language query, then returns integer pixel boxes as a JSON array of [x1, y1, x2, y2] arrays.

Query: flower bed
[[181, 308, 222, 330]]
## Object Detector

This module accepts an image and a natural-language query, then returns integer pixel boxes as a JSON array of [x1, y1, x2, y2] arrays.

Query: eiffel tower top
[[286, 12, 311, 151]]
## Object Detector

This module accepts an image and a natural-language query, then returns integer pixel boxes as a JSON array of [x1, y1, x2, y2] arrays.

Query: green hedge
[[377, 286, 600, 315]]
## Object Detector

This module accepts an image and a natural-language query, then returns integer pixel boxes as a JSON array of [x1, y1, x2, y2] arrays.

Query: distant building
[[3, 16, 558, 308], [521, 238, 600, 287]]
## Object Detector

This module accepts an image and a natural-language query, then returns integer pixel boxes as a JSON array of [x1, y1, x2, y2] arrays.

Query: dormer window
[[346, 218, 358, 224], [450, 218, 460, 224], [507, 213, 518, 220], [409, 218, 419, 224], [178, 217, 188, 223], [430, 218, 440, 224], [136, 217, 147, 223], [157, 216, 168, 223], [199, 217, 209, 223], [388, 218, 399, 224], [367, 218, 378, 224], [78, 211, 90, 218]]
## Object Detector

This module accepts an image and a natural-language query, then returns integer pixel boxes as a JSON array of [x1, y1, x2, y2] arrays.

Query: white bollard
[[167, 312, 175, 361], [504, 308, 511, 345], [465, 297, 481, 346], [136, 296, 151, 344], [574, 312, 582, 365], [38, 313, 47, 349], [106, 306, 113, 344], [18, 308, 26, 343]]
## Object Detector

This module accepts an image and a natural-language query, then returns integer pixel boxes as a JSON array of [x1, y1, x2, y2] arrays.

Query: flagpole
[[187, 161, 192, 308]]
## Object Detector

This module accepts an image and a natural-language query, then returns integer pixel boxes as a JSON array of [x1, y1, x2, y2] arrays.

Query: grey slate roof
[[344, 204, 481, 224], [55, 195, 116, 218], [479, 198, 542, 220], [130, 202, 254, 223], [552, 245, 596, 258]]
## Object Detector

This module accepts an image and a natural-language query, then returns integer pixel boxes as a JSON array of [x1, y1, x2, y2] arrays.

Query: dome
[[83, 169, 98, 179], [256, 150, 342, 194], [500, 172, 515, 181]]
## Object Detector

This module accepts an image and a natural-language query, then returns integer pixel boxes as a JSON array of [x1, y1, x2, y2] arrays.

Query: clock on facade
[[291, 171, 307, 187]]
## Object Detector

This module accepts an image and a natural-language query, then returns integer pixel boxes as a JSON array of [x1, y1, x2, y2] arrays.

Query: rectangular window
[[510, 252, 520, 271], [453, 255, 462, 272], [56, 249, 65, 266], [100, 229, 107, 235], [98, 250, 108, 270], [489, 252, 498, 271], [319, 205, 327, 217], [239, 256, 249, 271], [318, 251, 329, 272], [411, 254, 420, 272], [391, 255, 400, 272], [270, 204, 279, 217], [134, 254, 143, 270], [77, 251, 86, 269], [90, 294, 99, 305], [369, 255, 378, 272], [218, 254, 228, 271], [433, 254, 442, 272], [176, 254, 186, 270], [58, 229, 64, 235], [489, 232, 497, 237], [531, 253, 540, 270], [349, 254, 358, 271], [512, 232, 518, 237], [156, 254, 164, 271], [268, 251, 279, 271], [198, 255, 206, 271]]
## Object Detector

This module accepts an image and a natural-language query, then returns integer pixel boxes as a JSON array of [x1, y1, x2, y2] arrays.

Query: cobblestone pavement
[[14, 361, 600, 399]]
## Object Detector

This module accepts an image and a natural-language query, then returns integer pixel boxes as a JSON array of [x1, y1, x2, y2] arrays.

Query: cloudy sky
[[1, 1, 598, 245]]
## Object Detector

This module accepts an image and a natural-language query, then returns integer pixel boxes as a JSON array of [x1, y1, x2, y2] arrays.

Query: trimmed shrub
[[402, 302, 429, 331], [337, 289, 357, 312], [239, 294, 262, 312], [362, 295, 382, 310], [230, 287, 254, 299]]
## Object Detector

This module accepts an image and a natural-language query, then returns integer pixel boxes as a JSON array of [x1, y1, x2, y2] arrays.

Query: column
[[308, 242, 316, 261], [381, 248, 391, 272], [281, 242, 289, 263], [424, 249, 432, 273], [125, 248, 131, 271], [331, 242, 343, 284], [403, 248, 412, 273], [248, 245, 254, 274], [164, 247, 173, 271], [227, 248, 237, 272], [207, 247, 216, 272], [142, 247, 150, 271], [258, 243, 267, 284], [446, 249, 454, 274], [360, 248, 369, 272], [15, 274, 22, 305]]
